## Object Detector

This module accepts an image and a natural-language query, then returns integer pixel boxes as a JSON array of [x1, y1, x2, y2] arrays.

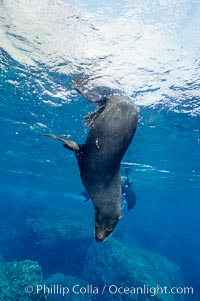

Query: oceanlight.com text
[[107, 284, 194, 296]]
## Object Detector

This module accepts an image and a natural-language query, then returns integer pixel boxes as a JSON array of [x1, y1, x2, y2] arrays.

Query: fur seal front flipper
[[41, 134, 80, 151]]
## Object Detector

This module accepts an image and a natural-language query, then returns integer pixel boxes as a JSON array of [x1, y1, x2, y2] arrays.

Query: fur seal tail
[[41, 134, 80, 151]]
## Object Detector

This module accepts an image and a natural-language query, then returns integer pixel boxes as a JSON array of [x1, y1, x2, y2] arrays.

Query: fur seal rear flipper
[[84, 106, 106, 128], [72, 74, 122, 106], [43, 81, 138, 242]]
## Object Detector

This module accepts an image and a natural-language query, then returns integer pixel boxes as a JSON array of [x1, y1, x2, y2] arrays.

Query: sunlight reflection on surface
[[0, 0, 199, 111]]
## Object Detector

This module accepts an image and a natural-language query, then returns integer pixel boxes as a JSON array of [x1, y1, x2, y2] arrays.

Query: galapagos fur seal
[[43, 82, 138, 242]]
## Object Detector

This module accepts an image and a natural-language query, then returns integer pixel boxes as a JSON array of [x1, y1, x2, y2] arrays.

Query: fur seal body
[[43, 83, 138, 242]]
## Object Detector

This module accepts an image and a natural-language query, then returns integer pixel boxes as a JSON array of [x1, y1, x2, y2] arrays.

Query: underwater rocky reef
[[15, 205, 94, 277], [0, 256, 46, 301], [84, 239, 184, 301], [0, 204, 187, 301]]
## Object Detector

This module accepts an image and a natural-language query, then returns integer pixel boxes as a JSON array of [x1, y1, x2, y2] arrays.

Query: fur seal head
[[95, 211, 123, 242]]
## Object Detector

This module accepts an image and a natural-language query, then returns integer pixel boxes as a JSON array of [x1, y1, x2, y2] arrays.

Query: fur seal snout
[[42, 81, 138, 242]]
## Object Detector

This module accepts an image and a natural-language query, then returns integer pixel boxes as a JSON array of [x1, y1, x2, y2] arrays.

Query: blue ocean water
[[0, 0, 200, 300]]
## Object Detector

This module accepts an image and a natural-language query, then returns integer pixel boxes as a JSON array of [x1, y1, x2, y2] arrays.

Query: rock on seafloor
[[83, 238, 184, 301], [0, 256, 46, 300], [16, 205, 93, 276], [23, 205, 93, 244]]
